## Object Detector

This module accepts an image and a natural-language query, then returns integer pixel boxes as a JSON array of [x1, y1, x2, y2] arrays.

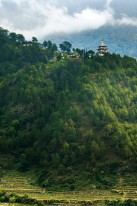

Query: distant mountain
[[47, 25, 137, 57], [43, 0, 137, 57]]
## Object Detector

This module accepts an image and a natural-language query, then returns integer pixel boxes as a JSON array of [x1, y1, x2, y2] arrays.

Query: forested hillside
[[0, 27, 137, 190]]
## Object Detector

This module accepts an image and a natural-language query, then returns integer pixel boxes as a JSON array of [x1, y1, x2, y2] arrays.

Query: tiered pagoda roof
[[97, 41, 108, 56]]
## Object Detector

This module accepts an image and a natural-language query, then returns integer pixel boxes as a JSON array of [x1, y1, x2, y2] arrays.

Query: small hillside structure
[[97, 41, 108, 56]]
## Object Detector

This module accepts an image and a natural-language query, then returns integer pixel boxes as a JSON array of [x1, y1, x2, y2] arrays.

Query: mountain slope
[[0, 28, 137, 189]]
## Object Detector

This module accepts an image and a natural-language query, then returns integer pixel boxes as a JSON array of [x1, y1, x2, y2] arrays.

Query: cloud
[[117, 15, 137, 26], [0, 0, 114, 39], [37, 6, 114, 36], [105, 0, 113, 10], [0, 0, 137, 40]]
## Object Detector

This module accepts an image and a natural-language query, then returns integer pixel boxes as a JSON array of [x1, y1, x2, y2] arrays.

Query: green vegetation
[[0, 191, 45, 205], [1, 190, 137, 206], [0, 27, 137, 191], [105, 199, 137, 206]]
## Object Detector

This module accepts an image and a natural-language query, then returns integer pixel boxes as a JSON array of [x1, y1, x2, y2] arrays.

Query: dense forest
[[0, 27, 137, 190]]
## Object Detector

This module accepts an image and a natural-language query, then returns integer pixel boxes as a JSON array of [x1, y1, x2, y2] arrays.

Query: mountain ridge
[[46, 25, 137, 58]]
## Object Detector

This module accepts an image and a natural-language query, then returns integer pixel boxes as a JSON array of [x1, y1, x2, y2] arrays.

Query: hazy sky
[[0, 0, 137, 40]]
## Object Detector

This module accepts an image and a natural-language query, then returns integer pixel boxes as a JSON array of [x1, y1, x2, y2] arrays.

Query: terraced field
[[0, 171, 137, 205]]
